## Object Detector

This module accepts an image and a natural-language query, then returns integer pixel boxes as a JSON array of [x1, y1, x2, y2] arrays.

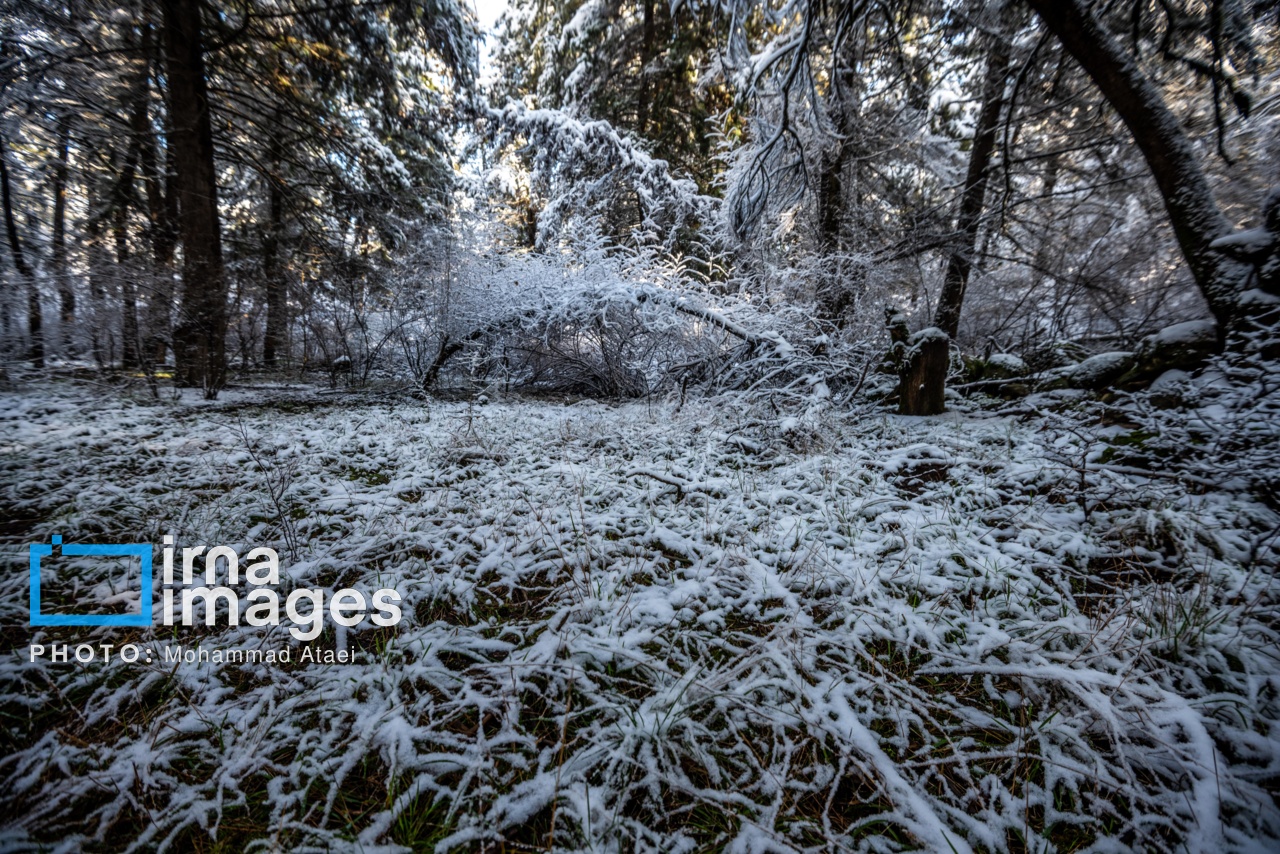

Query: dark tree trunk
[[114, 63, 152, 372], [141, 113, 177, 366], [1025, 0, 1246, 327], [815, 143, 864, 325], [520, 199, 539, 248], [635, 0, 656, 137], [139, 25, 175, 368], [262, 138, 286, 368], [815, 143, 849, 256], [934, 39, 1010, 340], [84, 183, 107, 366], [162, 0, 228, 396], [897, 33, 1010, 416], [816, 34, 859, 256], [898, 334, 949, 416], [422, 333, 466, 392], [1, 139, 41, 367], [114, 204, 140, 369], [51, 117, 74, 350]]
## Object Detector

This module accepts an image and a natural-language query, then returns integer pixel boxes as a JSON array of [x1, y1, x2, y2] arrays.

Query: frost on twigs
[[2, 382, 1278, 852], [488, 102, 718, 252], [425, 231, 822, 402]]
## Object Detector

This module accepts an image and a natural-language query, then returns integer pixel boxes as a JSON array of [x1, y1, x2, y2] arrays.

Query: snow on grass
[[2, 381, 1278, 852]]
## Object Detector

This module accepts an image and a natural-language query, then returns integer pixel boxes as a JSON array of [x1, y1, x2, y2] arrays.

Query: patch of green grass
[[342, 465, 392, 486]]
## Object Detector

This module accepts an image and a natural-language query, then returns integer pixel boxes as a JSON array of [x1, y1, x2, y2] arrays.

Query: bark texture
[[51, 118, 73, 348], [898, 330, 950, 417], [163, 0, 228, 394], [1, 139, 41, 367], [262, 133, 286, 367]]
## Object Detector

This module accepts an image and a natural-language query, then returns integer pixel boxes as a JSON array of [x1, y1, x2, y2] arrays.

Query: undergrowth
[[1, 380, 1277, 853]]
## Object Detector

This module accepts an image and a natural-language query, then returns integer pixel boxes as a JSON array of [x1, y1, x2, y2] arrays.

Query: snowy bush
[[420, 230, 823, 401]]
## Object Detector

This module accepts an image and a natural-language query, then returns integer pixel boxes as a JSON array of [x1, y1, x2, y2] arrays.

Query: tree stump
[[898, 328, 950, 416]]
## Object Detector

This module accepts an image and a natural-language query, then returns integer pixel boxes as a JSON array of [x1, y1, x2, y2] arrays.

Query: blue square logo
[[29, 536, 153, 627]]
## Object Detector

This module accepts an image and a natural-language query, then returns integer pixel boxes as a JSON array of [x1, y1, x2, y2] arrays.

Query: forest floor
[[2, 378, 1278, 852]]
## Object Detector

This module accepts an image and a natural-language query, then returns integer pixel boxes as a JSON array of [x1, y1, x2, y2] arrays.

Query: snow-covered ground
[[2, 381, 1278, 852]]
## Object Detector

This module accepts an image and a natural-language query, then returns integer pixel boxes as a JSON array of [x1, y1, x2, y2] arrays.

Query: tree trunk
[[262, 141, 286, 367], [139, 25, 175, 368], [141, 111, 177, 367], [162, 0, 228, 396], [84, 182, 107, 366], [1025, 0, 1246, 327], [261, 210, 285, 368], [51, 117, 74, 352], [114, 67, 151, 372], [934, 38, 1010, 340], [814, 35, 861, 325], [259, 97, 285, 369], [897, 34, 1010, 416], [898, 330, 949, 416], [635, 0, 656, 137], [0, 139, 41, 367], [114, 204, 140, 369]]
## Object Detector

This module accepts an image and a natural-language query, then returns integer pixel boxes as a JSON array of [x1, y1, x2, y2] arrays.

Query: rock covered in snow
[[956, 352, 1032, 400], [1147, 368, 1193, 408], [986, 352, 1027, 376], [1067, 351, 1136, 389], [1117, 319, 1218, 388]]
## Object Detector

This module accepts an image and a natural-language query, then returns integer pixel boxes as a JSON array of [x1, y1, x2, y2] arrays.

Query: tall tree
[[898, 30, 1013, 417], [1, 134, 41, 367], [1024, 0, 1250, 328], [934, 34, 1011, 340], [50, 115, 72, 349], [139, 93, 177, 367], [162, 0, 228, 394], [261, 129, 286, 367]]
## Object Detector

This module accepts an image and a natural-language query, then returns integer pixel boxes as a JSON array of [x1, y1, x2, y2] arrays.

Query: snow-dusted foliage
[[488, 103, 718, 251], [423, 230, 791, 397], [2, 380, 1278, 852], [1105, 334, 1280, 510], [702, 0, 838, 238]]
